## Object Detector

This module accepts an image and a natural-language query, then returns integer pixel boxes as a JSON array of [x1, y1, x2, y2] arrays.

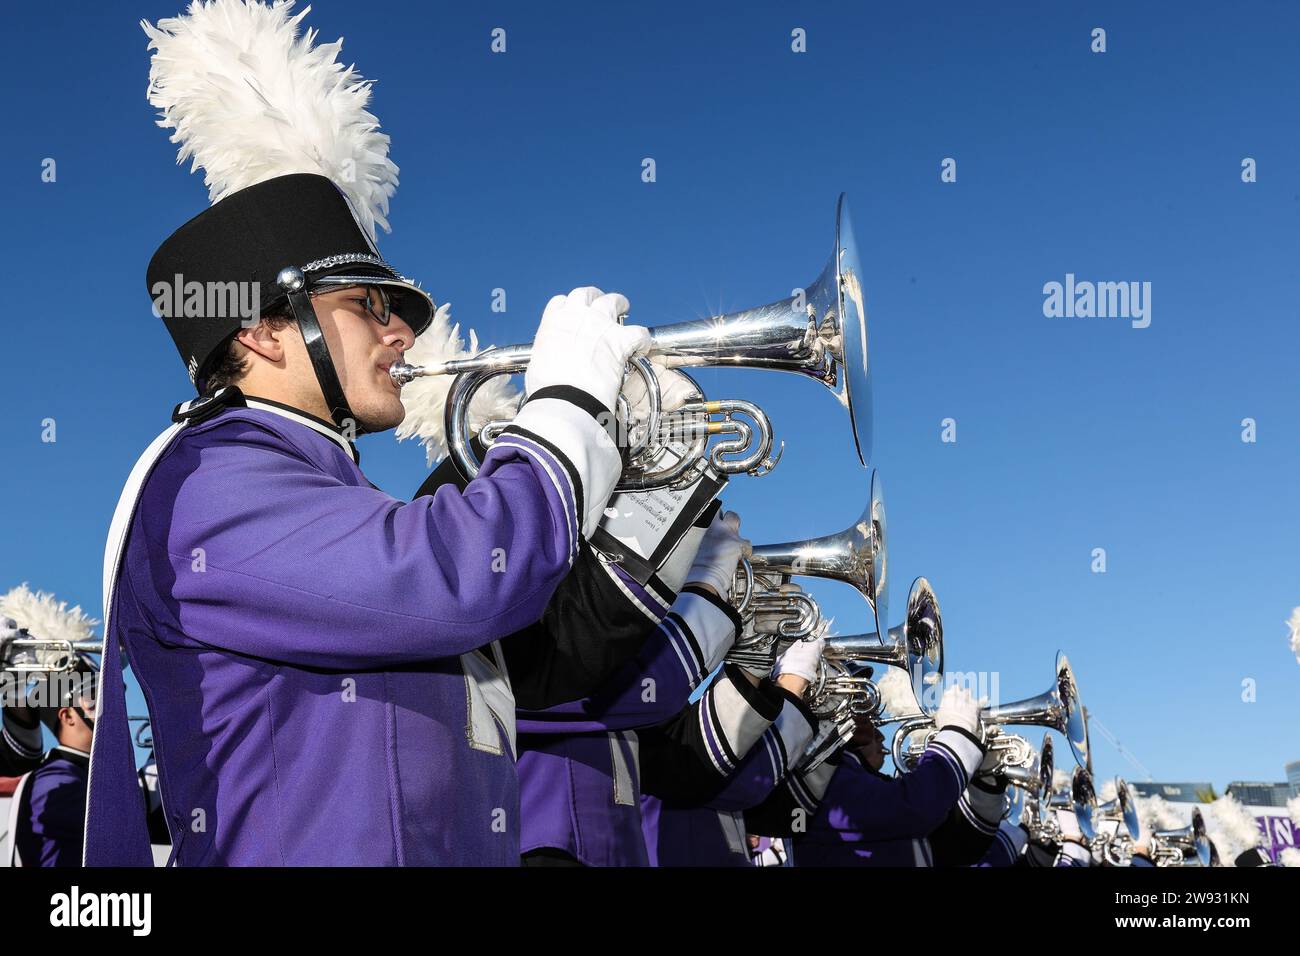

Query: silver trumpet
[[795, 575, 942, 775], [390, 194, 874, 490], [826, 575, 945, 713], [1044, 765, 1099, 844], [891, 651, 1091, 775], [1082, 778, 1141, 865], [1151, 808, 1213, 867], [1002, 730, 1056, 796], [1096, 777, 1141, 841], [1, 635, 102, 674], [1006, 734, 1056, 839], [730, 558, 822, 639], [743, 467, 888, 641]]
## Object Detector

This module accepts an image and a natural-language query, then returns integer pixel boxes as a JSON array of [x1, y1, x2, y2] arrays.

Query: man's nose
[[385, 314, 415, 352]]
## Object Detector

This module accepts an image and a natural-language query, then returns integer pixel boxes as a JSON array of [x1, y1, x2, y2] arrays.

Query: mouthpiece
[[389, 362, 423, 387]]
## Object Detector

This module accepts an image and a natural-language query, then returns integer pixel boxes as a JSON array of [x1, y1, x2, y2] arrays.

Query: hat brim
[[309, 272, 435, 337]]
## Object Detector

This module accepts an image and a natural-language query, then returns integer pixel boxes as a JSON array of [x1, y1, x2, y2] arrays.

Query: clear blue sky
[[1, 1, 1297, 789]]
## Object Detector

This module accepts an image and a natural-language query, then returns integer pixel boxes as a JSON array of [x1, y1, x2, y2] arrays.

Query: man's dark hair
[[202, 307, 295, 395], [36, 661, 99, 738]]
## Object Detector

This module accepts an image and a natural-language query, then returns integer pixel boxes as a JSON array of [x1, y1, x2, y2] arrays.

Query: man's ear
[[234, 318, 290, 363]]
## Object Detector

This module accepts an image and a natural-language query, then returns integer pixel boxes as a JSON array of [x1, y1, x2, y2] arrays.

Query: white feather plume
[[1051, 768, 1072, 792], [1281, 847, 1300, 867], [1288, 606, 1300, 664], [1289, 794, 1300, 827], [394, 304, 523, 465], [0, 584, 98, 644], [873, 667, 920, 721], [1201, 795, 1264, 860], [142, 0, 397, 239], [1133, 794, 1185, 834], [1097, 778, 1118, 803]]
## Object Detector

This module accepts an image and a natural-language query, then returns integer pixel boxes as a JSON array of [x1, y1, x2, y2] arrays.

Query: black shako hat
[[141, 0, 436, 428], [147, 172, 433, 393]]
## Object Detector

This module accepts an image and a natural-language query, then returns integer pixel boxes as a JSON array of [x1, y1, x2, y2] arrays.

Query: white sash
[[84, 421, 188, 865], [4, 772, 32, 866]]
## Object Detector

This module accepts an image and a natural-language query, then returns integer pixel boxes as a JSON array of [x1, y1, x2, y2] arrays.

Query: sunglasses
[[311, 284, 394, 326]]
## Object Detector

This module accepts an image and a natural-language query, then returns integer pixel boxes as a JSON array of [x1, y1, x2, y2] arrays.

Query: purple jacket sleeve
[[516, 587, 740, 733], [143, 407, 613, 668], [798, 728, 983, 840], [704, 693, 817, 811], [930, 777, 1006, 866], [638, 665, 788, 805]]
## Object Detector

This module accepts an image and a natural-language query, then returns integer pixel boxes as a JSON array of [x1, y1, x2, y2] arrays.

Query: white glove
[[685, 511, 746, 601], [525, 287, 651, 413], [934, 684, 980, 736], [1056, 808, 1083, 840], [773, 635, 824, 684]]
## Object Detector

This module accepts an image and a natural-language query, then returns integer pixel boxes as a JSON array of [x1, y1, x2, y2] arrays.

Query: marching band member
[[639, 635, 821, 866], [745, 685, 988, 866], [1, 585, 101, 776], [505, 580, 810, 867], [9, 660, 97, 866], [511, 512, 745, 868], [87, 1, 654, 866]]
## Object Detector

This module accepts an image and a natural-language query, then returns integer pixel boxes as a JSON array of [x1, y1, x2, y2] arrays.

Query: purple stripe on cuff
[[659, 615, 703, 687], [924, 741, 968, 792]]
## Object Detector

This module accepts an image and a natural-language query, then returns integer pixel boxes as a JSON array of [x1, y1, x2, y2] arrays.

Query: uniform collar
[[241, 395, 360, 465], [47, 744, 91, 768]]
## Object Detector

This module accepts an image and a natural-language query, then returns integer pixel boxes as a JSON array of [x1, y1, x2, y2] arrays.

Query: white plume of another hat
[[394, 304, 523, 466], [1201, 794, 1264, 860], [141, 0, 396, 241], [0, 584, 98, 645], [1287, 607, 1300, 664], [873, 667, 920, 722], [1133, 793, 1185, 834]]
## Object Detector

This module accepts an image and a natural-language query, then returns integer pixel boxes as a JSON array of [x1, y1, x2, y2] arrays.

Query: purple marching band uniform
[[745, 726, 989, 866], [514, 586, 741, 866], [8, 746, 90, 867], [85, 384, 629, 866], [640, 690, 816, 867]]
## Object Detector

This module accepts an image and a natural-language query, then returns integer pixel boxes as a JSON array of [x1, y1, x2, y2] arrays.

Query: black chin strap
[[277, 266, 360, 433]]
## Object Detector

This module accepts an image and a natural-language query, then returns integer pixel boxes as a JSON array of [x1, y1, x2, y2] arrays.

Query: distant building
[[1286, 761, 1300, 798], [1225, 781, 1292, 808], [1130, 782, 1215, 804]]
